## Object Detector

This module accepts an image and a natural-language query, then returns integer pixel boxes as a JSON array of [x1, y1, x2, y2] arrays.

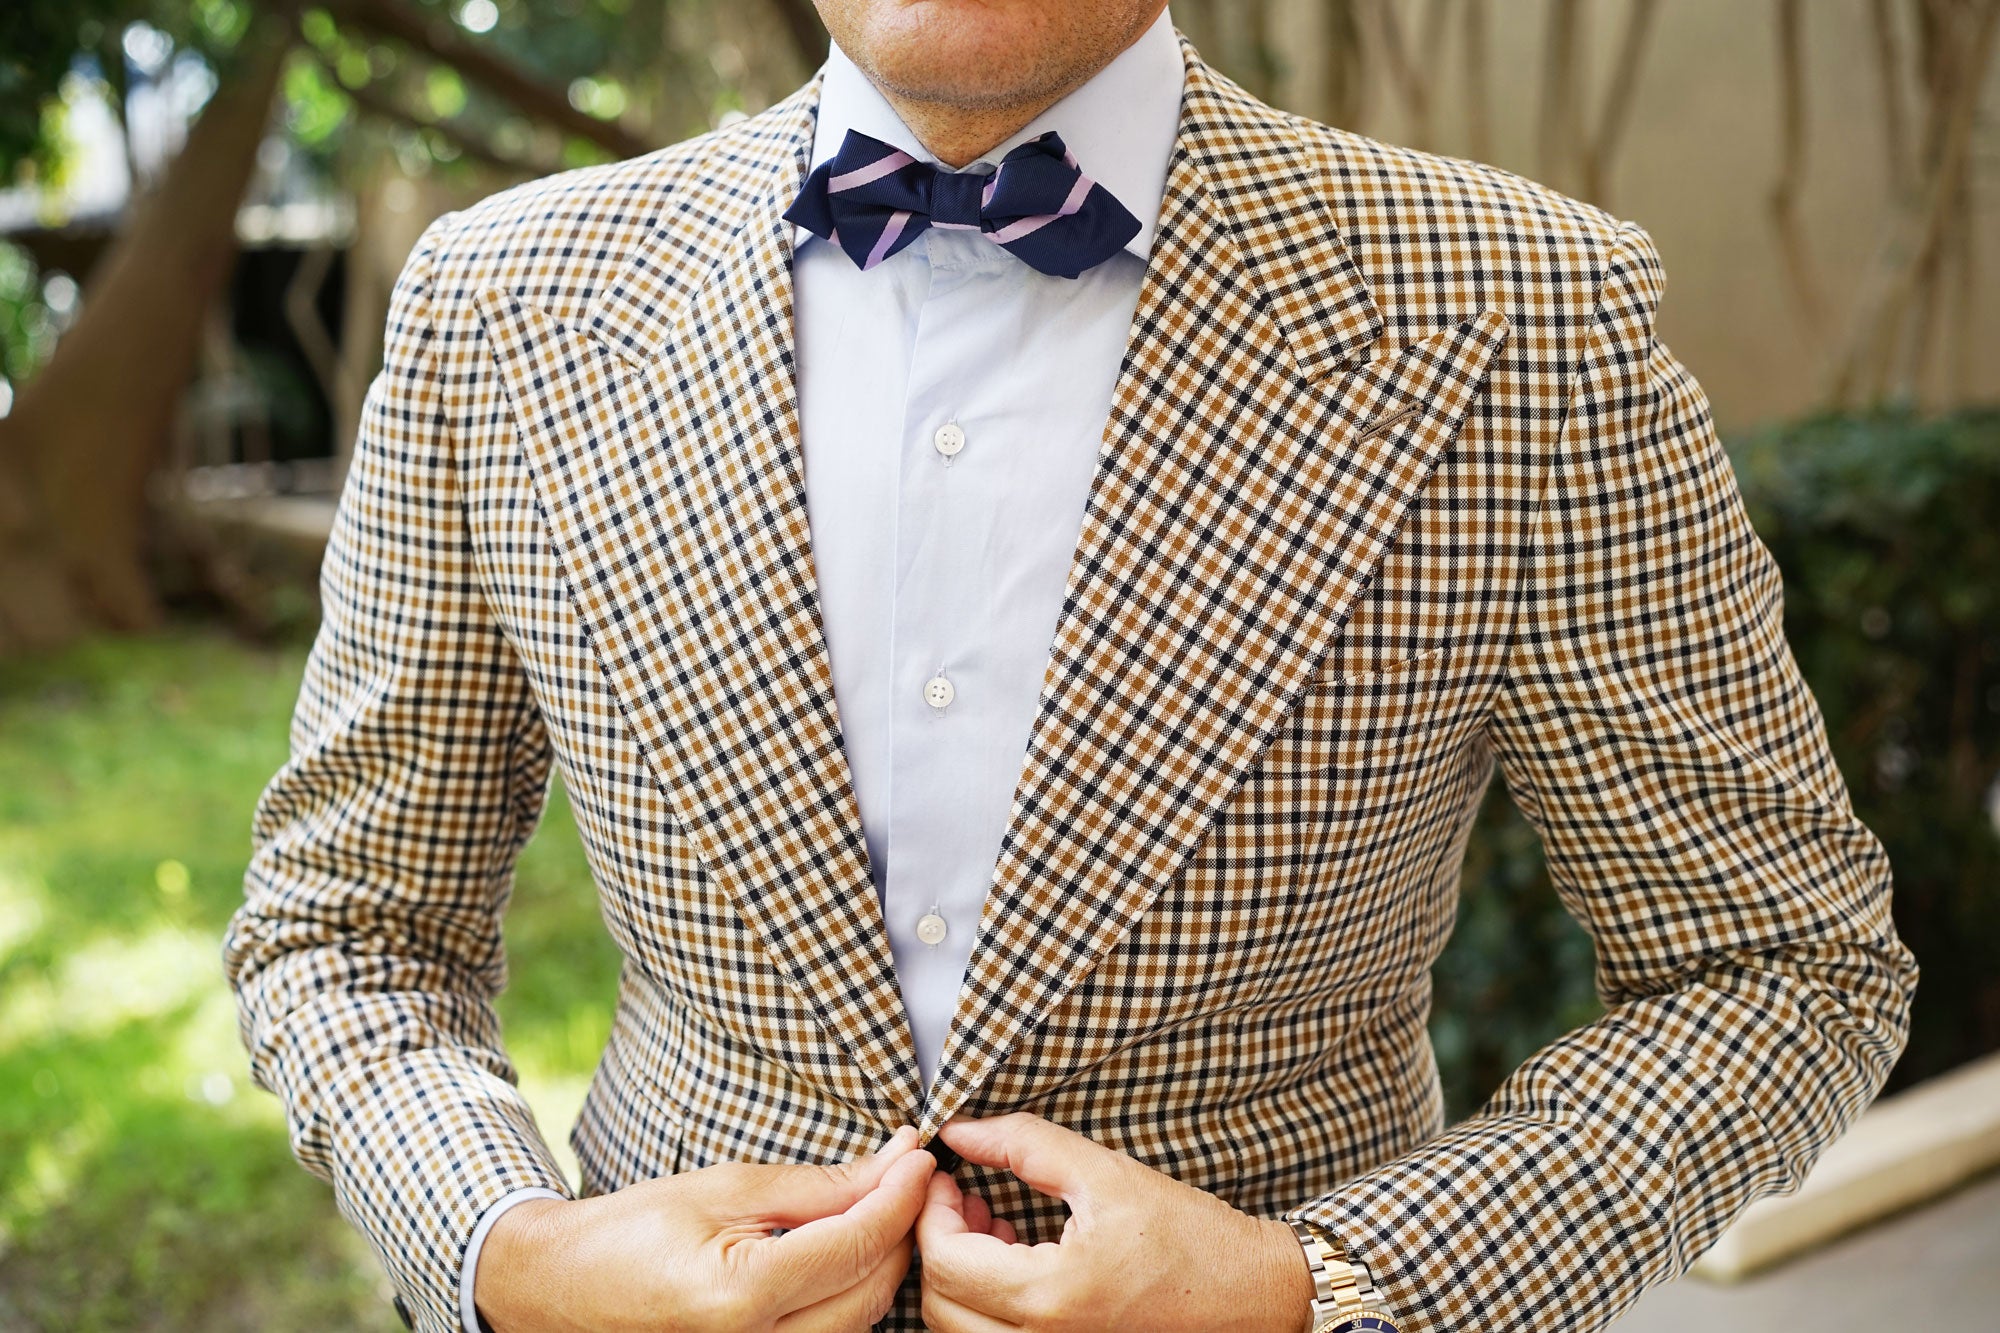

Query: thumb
[[758, 1143, 934, 1313], [730, 1125, 920, 1229], [934, 1112, 1116, 1211]]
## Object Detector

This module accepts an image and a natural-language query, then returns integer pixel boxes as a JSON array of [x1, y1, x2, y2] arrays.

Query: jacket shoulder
[[419, 100, 803, 327], [1296, 113, 1625, 240], [1285, 112, 1642, 340]]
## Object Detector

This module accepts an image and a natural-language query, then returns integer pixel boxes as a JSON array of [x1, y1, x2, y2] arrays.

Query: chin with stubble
[[813, 0, 1169, 115]]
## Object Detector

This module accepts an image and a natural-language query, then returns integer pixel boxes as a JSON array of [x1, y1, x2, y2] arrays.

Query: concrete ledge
[[1691, 1049, 2000, 1281], [191, 493, 338, 556]]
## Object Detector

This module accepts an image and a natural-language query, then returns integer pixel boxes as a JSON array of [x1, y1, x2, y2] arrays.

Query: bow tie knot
[[926, 167, 988, 230], [784, 127, 1142, 279]]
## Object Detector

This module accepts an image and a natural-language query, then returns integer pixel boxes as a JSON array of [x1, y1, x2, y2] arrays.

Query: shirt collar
[[794, 5, 1184, 263]]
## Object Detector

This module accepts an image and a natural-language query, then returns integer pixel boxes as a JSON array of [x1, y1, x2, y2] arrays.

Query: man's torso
[[430, 30, 1623, 1323]]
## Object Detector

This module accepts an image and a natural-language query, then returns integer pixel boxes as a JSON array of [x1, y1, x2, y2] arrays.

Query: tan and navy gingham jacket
[[225, 28, 1916, 1333]]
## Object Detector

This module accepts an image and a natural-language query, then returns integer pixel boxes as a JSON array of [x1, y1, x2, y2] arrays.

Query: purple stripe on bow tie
[[866, 209, 916, 269], [988, 175, 1095, 245], [828, 147, 917, 191], [784, 127, 1142, 278]]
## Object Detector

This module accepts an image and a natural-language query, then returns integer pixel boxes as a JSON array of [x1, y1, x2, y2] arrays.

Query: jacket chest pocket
[[1255, 644, 1454, 780]]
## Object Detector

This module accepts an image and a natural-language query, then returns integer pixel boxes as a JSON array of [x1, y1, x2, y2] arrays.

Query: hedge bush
[[1432, 406, 2000, 1116]]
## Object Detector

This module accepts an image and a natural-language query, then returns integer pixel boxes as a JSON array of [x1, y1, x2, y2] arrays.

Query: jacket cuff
[[320, 1049, 574, 1333]]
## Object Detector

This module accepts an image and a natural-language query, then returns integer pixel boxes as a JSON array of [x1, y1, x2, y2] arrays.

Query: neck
[[855, 6, 1169, 169], [875, 87, 1073, 170]]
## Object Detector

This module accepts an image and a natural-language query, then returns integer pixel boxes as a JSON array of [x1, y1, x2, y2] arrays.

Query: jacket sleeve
[[222, 210, 574, 1333], [1283, 220, 1917, 1331]]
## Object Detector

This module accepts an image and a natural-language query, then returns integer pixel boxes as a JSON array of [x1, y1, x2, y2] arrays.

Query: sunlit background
[[1, 1, 1996, 1328]]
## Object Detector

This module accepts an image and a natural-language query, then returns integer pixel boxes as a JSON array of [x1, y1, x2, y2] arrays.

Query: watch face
[[1314, 1314, 1400, 1333]]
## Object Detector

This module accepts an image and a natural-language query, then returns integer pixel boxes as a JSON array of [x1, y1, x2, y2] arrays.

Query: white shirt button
[[916, 911, 949, 946], [923, 674, 955, 709], [933, 422, 966, 457]]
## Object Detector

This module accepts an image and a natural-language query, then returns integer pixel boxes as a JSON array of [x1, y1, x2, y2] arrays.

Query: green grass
[[0, 625, 620, 1331]]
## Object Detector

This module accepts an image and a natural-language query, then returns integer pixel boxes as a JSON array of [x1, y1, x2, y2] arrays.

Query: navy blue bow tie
[[783, 127, 1142, 279]]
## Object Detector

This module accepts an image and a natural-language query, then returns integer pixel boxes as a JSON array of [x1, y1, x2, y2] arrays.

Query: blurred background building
[[0, 1, 1995, 1328]]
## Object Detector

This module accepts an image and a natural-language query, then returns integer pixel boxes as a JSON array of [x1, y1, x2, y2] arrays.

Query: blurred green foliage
[[282, 0, 673, 176], [1430, 791, 1600, 1118], [1, 1, 702, 410], [5, 1, 701, 193], [0, 242, 55, 390], [0, 630, 394, 1328], [0, 1, 253, 175], [0, 628, 618, 1329]]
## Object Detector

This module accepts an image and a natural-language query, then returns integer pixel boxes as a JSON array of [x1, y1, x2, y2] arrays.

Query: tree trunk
[[0, 25, 290, 656]]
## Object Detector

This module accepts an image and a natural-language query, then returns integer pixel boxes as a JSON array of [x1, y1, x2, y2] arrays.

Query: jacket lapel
[[477, 73, 929, 1124], [917, 38, 1511, 1135]]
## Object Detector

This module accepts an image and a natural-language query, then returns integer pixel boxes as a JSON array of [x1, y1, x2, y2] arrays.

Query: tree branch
[[1372, 0, 1432, 147], [1461, 0, 1491, 165], [1581, 0, 1656, 206], [1823, 0, 2000, 406], [1869, 0, 1912, 195], [1767, 0, 1826, 343], [314, 49, 554, 177], [324, 0, 652, 159], [1537, 0, 1583, 191]]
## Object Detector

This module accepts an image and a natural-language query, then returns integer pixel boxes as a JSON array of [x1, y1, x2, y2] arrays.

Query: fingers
[[916, 1170, 1046, 1322], [923, 1165, 1019, 1243], [960, 1188, 994, 1235], [919, 1168, 972, 1241], [773, 1226, 914, 1333], [935, 1112, 1113, 1209], [737, 1125, 921, 1229], [958, 1191, 1017, 1242], [920, 1284, 1027, 1333], [760, 1144, 935, 1312]]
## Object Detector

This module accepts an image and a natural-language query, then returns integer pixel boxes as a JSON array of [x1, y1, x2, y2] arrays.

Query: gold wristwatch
[[1288, 1219, 1401, 1333]]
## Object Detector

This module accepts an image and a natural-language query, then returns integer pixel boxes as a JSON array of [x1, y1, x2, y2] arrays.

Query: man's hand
[[475, 1125, 934, 1332], [916, 1113, 1315, 1333]]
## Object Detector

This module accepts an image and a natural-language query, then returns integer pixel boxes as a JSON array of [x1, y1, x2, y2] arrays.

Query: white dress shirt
[[791, 7, 1182, 1090], [459, 10, 1183, 1325]]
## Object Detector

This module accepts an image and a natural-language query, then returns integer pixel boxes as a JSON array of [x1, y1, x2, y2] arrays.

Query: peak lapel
[[478, 75, 927, 1124], [917, 37, 1510, 1136]]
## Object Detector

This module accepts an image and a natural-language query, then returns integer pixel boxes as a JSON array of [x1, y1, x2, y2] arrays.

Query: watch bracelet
[[1288, 1218, 1390, 1323]]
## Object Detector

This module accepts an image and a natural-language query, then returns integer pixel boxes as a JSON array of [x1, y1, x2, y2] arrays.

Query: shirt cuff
[[459, 1186, 567, 1333]]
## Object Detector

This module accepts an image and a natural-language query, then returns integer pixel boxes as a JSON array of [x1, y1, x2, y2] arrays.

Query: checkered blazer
[[225, 28, 1916, 1333]]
